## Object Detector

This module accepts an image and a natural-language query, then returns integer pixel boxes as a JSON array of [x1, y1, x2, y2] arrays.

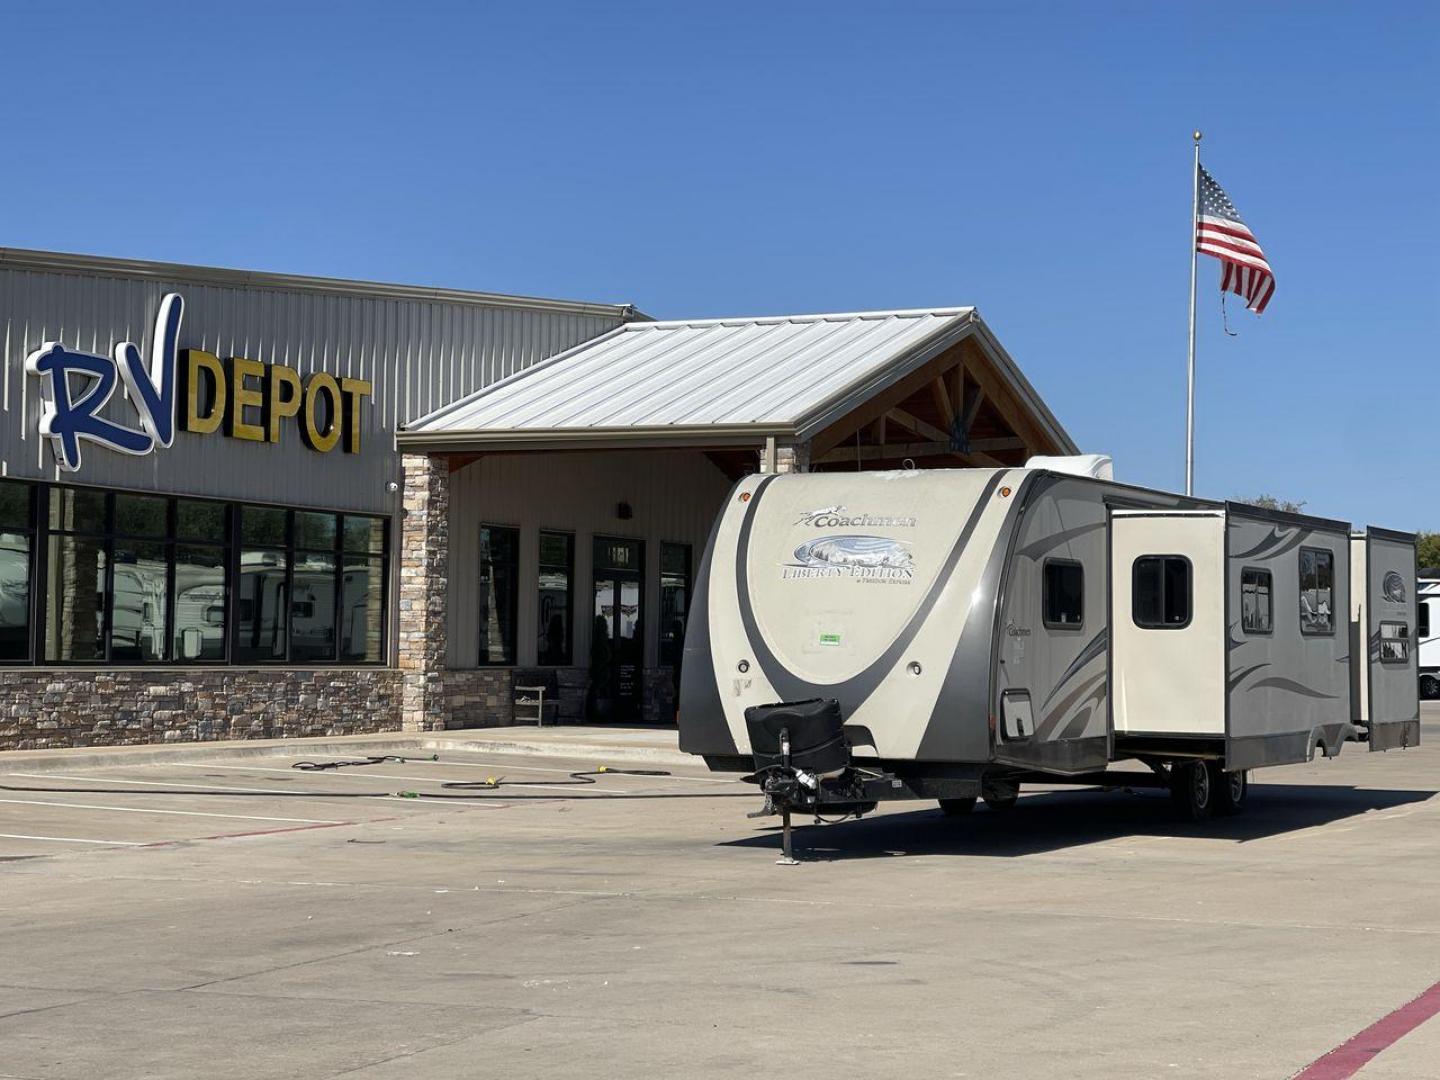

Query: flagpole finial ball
[[1193, 129, 1203, 142]]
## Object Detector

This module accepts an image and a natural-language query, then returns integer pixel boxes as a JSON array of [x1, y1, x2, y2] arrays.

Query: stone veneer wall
[[398, 453, 449, 732], [0, 669, 402, 752], [444, 669, 514, 729]]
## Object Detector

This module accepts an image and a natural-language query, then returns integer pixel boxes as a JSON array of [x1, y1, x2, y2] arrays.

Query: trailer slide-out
[[677, 458, 1419, 843]]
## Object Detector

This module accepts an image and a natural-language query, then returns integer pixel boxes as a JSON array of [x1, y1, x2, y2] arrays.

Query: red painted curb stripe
[[1292, 980, 1440, 1079]]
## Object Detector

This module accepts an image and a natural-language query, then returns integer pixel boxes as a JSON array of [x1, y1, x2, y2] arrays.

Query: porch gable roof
[[398, 306, 1075, 454]]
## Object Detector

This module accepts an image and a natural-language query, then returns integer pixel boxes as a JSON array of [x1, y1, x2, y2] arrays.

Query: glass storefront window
[[0, 530, 31, 662], [177, 500, 226, 542], [174, 545, 227, 661], [479, 525, 519, 665], [340, 555, 385, 663], [48, 488, 106, 533], [241, 506, 288, 547], [236, 548, 288, 662], [660, 543, 691, 671], [44, 534, 107, 662], [344, 516, 385, 555], [291, 551, 338, 662], [537, 531, 573, 665], [114, 494, 167, 538], [0, 482, 32, 528], [0, 480, 34, 663], [296, 512, 338, 551], [109, 539, 168, 662], [1, 483, 386, 667]]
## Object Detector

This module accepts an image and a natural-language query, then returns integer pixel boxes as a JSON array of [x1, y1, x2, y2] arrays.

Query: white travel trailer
[[678, 460, 1419, 834], [1418, 577, 1439, 699]]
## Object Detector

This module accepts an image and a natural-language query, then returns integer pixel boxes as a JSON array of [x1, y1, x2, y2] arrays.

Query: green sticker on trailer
[[819, 632, 842, 647]]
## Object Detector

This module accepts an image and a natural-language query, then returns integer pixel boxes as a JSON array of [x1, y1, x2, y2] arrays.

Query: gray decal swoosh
[[1231, 526, 1299, 560], [1036, 671, 1106, 739], [736, 472, 1005, 715], [1247, 676, 1340, 700], [919, 472, 1053, 762], [1059, 705, 1097, 740], [677, 479, 741, 756], [1040, 628, 1108, 712], [1228, 661, 1271, 692], [1261, 531, 1312, 561], [1013, 521, 1104, 562]]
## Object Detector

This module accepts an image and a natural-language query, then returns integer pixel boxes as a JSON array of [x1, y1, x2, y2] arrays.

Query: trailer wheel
[[1211, 765, 1247, 816], [1169, 761, 1213, 822], [938, 797, 978, 817], [1421, 674, 1440, 701]]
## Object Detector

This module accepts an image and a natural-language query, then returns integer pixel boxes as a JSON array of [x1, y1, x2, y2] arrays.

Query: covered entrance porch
[[393, 306, 1075, 731]]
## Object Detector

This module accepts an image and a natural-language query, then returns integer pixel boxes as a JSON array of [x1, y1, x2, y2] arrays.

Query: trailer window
[[1298, 547, 1335, 635], [1420, 601, 1431, 640], [1042, 559, 1084, 629], [1133, 556, 1191, 629], [1241, 568, 1273, 634], [1378, 621, 1410, 664]]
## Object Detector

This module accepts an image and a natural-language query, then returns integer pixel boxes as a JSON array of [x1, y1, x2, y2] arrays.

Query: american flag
[[1196, 165, 1274, 314]]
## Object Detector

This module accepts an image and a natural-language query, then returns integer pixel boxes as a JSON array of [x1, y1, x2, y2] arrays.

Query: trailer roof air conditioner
[[1023, 453, 1113, 480]]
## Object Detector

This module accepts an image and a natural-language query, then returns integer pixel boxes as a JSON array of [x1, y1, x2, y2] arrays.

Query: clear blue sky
[[4, 2, 1436, 528]]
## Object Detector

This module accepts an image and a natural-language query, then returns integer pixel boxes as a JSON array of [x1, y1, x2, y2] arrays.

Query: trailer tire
[[982, 781, 1020, 811], [1169, 761, 1213, 822], [1421, 674, 1440, 701], [1211, 765, 1247, 816], [938, 797, 978, 817]]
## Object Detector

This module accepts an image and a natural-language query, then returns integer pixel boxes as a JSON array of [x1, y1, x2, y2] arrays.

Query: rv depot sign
[[25, 292, 372, 472]]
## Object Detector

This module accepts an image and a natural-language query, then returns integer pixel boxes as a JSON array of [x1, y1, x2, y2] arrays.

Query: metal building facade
[[0, 249, 633, 514]]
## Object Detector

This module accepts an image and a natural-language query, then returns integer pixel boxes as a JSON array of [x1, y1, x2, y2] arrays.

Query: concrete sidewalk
[[2, 723, 690, 774]]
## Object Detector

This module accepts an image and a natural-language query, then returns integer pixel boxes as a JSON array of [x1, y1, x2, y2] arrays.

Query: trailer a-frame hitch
[[742, 725, 885, 864]]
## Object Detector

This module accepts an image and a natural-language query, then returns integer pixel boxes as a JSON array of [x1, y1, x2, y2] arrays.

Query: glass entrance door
[[592, 537, 644, 722]]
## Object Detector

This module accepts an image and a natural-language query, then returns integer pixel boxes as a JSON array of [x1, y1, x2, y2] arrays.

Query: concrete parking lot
[[2, 706, 1439, 1079]]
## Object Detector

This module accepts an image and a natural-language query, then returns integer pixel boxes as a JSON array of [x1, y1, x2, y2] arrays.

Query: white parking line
[[0, 833, 144, 847], [176, 762, 632, 793], [395, 758, 739, 783], [5, 773, 507, 809], [0, 797, 341, 824]]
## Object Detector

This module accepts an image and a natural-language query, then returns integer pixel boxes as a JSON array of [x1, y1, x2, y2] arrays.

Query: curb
[[2, 733, 693, 774]]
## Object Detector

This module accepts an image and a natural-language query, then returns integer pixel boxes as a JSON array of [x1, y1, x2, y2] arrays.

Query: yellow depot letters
[[181, 350, 372, 454]]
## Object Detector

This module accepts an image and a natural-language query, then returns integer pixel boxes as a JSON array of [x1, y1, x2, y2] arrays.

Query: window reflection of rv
[[238, 552, 288, 659], [1421, 577, 1438, 699], [174, 560, 225, 660], [111, 554, 167, 661], [236, 552, 375, 660], [0, 538, 29, 654]]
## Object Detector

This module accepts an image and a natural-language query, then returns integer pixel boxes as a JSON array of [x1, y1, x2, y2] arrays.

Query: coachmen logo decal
[[794, 505, 917, 529], [783, 535, 914, 583], [1382, 571, 1407, 604]]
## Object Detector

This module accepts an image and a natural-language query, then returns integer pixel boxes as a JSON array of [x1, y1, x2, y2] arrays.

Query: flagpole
[[1185, 129, 1202, 496]]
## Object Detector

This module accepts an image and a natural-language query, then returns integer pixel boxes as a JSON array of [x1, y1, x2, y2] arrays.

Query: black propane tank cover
[[744, 698, 848, 775]]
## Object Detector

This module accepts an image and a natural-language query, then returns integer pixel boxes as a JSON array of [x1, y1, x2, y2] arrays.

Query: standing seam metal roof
[[406, 307, 982, 435]]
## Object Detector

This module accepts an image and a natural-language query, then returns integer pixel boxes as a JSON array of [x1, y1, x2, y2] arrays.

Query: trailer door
[[1352, 530, 1421, 750], [1110, 511, 1225, 737]]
